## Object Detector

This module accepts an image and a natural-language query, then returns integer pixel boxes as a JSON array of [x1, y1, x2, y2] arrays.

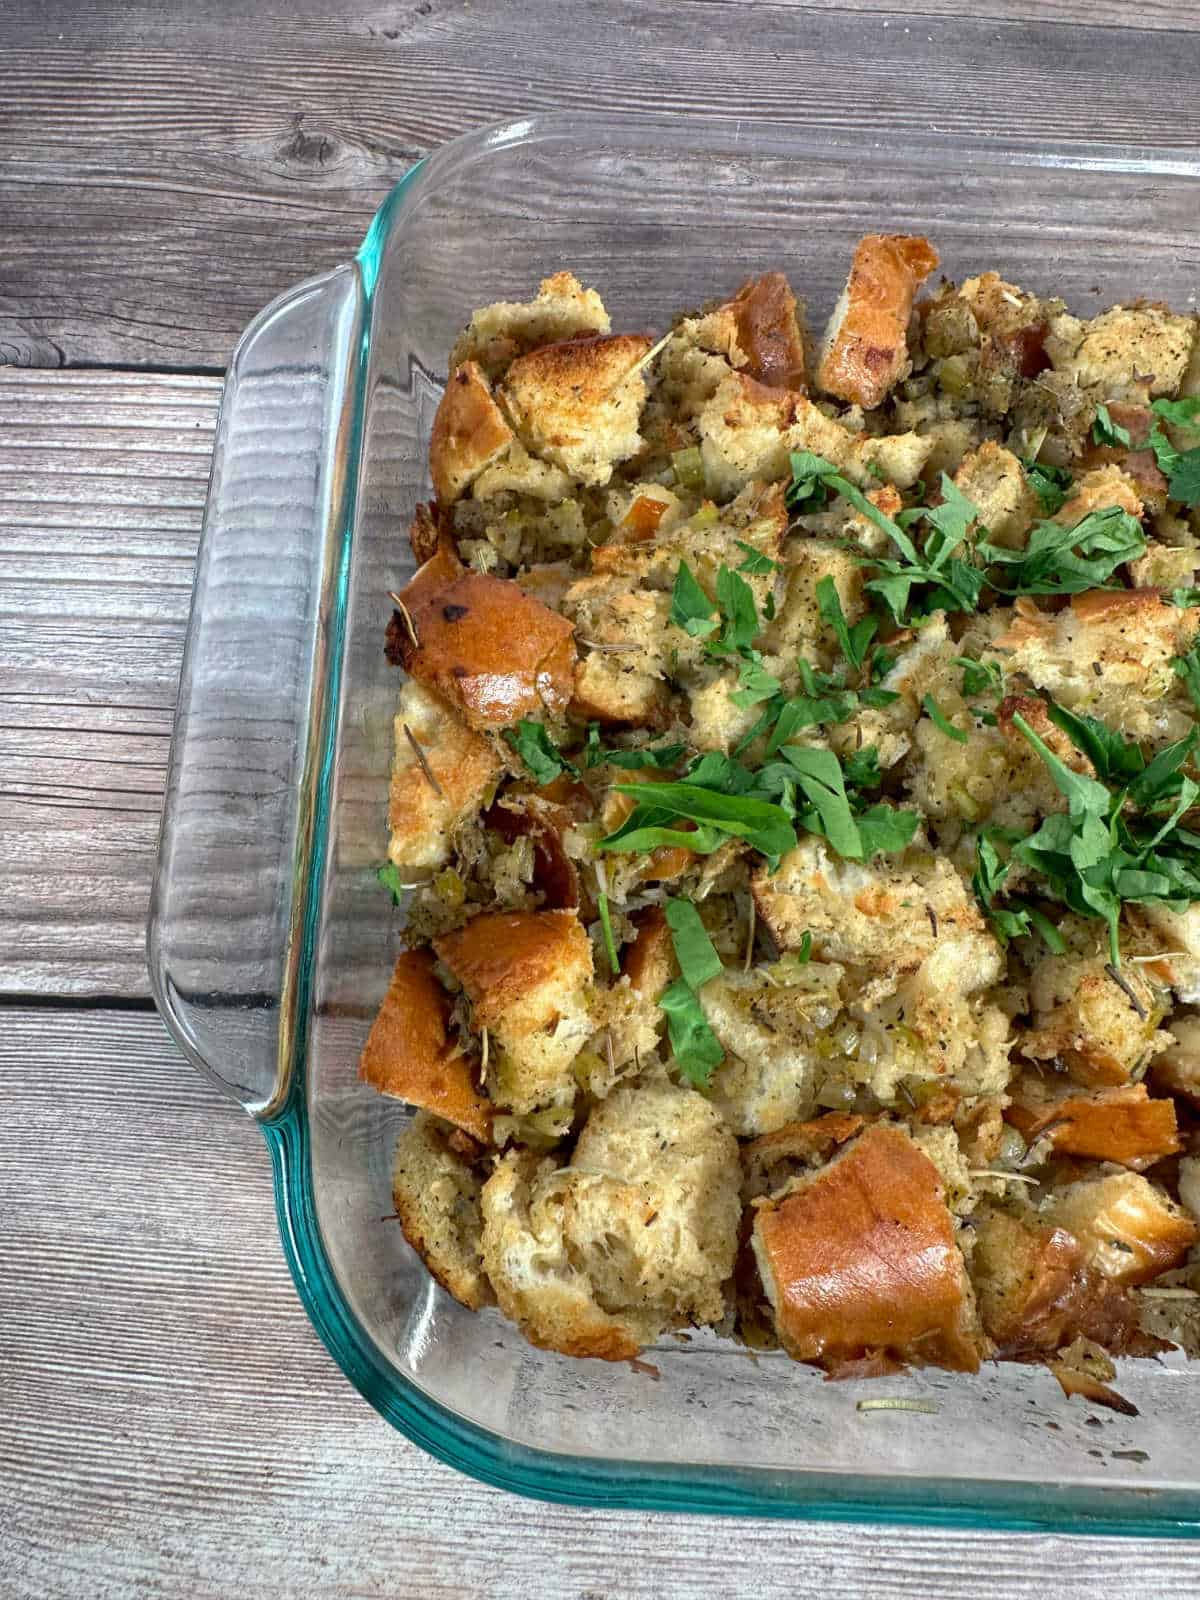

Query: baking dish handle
[[148, 264, 366, 1117]]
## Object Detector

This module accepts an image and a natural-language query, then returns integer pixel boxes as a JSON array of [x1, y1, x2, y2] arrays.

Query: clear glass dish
[[149, 113, 1200, 1534]]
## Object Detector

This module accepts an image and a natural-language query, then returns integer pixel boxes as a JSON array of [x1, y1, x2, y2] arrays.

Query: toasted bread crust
[[435, 908, 590, 1028], [429, 361, 515, 505], [1006, 1079, 1180, 1170], [752, 1122, 982, 1372], [394, 565, 576, 729], [392, 1112, 493, 1310], [359, 951, 492, 1142], [817, 234, 939, 409]]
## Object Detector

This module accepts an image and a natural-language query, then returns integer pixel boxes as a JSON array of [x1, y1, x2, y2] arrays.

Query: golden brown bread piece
[[393, 559, 576, 730], [817, 234, 939, 409], [479, 1078, 741, 1359], [1020, 939, 1168, 1089], [501, 333, 652, 486], [391, 1112, 494, 1310], [1005, 1075, 1181, 1171], [387, 678, 502, 878], [359, 950, 492, 1143], [751, 1122, 984, 1373], [1045, 1169, 1198, 1285], [435, 909, 594, 1114], [713, 271, 809, 390], [968, 1204, 1162, 1359], [429, 360, 515, 505]]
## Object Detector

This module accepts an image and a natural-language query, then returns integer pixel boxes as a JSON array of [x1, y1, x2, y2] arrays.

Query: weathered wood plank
[[2, 2, 1199, 368], [2, 1005, 1200, 1598], [0, 371, 220, 996]]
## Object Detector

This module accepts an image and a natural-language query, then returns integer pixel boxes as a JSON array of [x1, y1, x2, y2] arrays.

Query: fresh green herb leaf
[[779, 745, 863, 858], [763, 591, 777, 622], [789, 454, 985, 624], [731, 659, 782, 709], [377, 862, 407, 904], [596, 891, 620, 976], [504, 719, 579, 785], [854, 803, 921, 856], [1172, 641, 1200, 712], [817, 574, 878, 673], [871, 646, 898, 683], [1021, 903, 1067, 954], [670, 560, 719, 639], [1011, 713, 1113, 818], [1093, 403, 1132, 449], [597, 780, 797, 866], [1148, 421, 1182, 479], [922, 693, 969, 744], [1167, 588, 1200, 609], [1022, 459, 1074, 516], [664, 897, 724, 988], [1150, 397, 1200, 432], [1044, 702, 1145, 785], [842, 745, 884, 793], [795, 930, 813, 963], [582, 726, 688, 771], [659, 977, 725, 1087], [954, 656, 1004, 698], [978, 505, 1146, 596], [713, 564, 760, 655], [735, 540, 780, 575], [1169, 451, 1200, 507]]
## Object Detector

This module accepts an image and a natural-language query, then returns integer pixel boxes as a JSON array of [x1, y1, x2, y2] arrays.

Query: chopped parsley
[[660, 898, 725, 1087], [1147, 397, 1200, 506], [1022, 458, 1074, 516], [503, 719, 579, 784], [1002, 710, 1200, 965], [377, 862, 407, 904], [954, 656, 1004, 698], [977, 505, 1146, 596], [1092, 403, 1132, 448]]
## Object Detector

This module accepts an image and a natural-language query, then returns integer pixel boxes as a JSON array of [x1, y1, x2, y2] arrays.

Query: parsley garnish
[[816, 574, 877, 674], [1147, 398, 1200, 506], [755, 744, 919, 861], [1093, 403, 1132, 449], [660, 898, 725, 1087], [954, 656, 1004, 698], [583, 725, 687, 771], [504, 720, 579, 785], [922, 694, 969, 744], [735, 540, 780, 575], [1172, 639, 1200, 712], [1004, 710, 1200, 965], [597, 778, 797, 868], [788, 452, 987, 624], [1022, 459, 1074, 516], [977, 505, 1145, 595], [377, 862, 407, 904], [670, 561, 720, 640]]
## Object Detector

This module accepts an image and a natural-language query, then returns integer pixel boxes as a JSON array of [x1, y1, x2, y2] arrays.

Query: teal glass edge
[[256, 118, 1200, 1531]]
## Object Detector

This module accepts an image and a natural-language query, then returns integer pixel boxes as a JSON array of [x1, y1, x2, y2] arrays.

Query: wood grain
[[2, 1006, 1199, 1600], [0, 371, 219, 996], [3, 1, 1199, 369]]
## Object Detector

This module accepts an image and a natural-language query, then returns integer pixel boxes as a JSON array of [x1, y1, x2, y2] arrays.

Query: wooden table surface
[[5, 3, 1200, 1594]]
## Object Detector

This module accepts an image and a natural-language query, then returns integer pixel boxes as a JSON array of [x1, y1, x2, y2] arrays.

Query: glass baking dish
[[148, 112, 1200, 1533]]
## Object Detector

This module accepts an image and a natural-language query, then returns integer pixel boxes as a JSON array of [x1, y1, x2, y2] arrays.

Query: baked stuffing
[[364, 251, 1200, 1386]]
